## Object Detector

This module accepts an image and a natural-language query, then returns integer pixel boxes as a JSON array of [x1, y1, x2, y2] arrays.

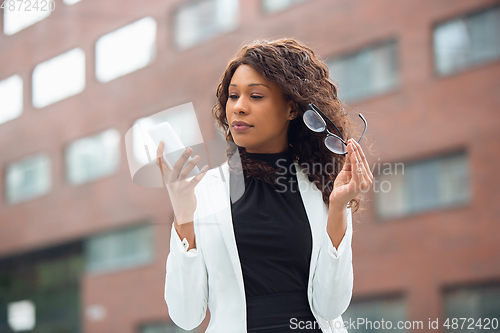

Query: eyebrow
[[229, 83, 270, 89]]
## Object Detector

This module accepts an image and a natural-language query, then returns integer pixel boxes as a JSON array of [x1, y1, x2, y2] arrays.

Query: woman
[[159, 38, 373, 332]]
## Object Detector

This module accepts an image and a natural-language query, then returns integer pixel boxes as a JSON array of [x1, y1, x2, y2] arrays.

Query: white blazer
[[164, 160, 353, 333]]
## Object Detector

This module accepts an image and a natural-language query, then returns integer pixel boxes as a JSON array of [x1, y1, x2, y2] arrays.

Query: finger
[[352, 145, 370, 191], [350, 141, 369, 181], [178, 154, 201, 180], [156, 141, 164, 161], [156, 142, 168, 186], [341, 143, 356, 187], [342, 142, 355, 172], [172, 147, 193, 180], [187, 164, 210, 189], [156, 142, 170, 171], [351, 139, 373, 181], [352, 150, 367, 193], [156, 142, 162, 169]]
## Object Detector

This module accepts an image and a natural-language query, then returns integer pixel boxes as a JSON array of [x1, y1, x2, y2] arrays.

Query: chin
[[232, 139, 251, 150], [232, 139, 246, 148]]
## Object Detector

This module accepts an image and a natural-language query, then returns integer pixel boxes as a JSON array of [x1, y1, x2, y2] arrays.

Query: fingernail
[[201, 165, 209, 171]]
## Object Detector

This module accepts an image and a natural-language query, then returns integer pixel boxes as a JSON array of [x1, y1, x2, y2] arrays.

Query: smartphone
[[147, 122, 200, 178]]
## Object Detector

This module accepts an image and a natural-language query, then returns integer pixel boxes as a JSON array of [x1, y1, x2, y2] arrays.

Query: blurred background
[[1, 0, 499, 332]]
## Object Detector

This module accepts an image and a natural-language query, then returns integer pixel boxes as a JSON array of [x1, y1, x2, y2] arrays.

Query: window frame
[[5, 152, 52, 205], [326, 37, 400, 104], [431, 5, 500, 78], [374, 149, 471, 222], [84, 222, 155, 275], [64, 128, 121, 186], [260, 0, 311, 15], [170, 0, 240, 51]]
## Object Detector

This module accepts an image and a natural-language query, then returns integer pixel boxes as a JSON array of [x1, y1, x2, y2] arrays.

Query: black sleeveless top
[[230, 147, 322, 332]]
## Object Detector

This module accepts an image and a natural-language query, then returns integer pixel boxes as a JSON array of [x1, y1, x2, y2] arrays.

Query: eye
[[228, 94, 263, 99]]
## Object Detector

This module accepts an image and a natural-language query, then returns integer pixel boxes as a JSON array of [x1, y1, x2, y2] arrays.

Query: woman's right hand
[[156, 142, 209, 226]]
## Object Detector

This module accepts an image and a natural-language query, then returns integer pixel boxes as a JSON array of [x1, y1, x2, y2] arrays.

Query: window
[[0, 242, 83, 332], [444, 284, 500, 332], [140, 321, 194, 333], [0, 74, 23, 125], [262, 0, 309, 14], [342, 296, 408, 332], [63, 0, 82, 5], [65, 129, 121, 185], [174, 0, 239, 50], [32, 48, 85, 108], [6, 153, 51, 204], [7, 300, 36, 332], [85, 224, 153, 273], [95, 17, 156, 82], [434, 6, 500, 75], [327, 40, 399, 103], [3, 2, 51, 35], [375, 151, 470, 220]]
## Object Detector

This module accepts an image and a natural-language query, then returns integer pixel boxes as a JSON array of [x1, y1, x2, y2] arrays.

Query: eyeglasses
[[302, 103, 367, 155]]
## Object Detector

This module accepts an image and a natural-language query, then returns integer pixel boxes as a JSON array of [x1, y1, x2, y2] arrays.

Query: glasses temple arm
[[357, 113, 367, 143]]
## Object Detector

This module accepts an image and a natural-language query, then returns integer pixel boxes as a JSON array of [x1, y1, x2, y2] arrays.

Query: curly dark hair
[[212, 38, 368, 214]]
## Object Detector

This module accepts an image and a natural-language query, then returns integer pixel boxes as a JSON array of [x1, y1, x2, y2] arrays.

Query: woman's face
[[226, 64, 295, 154]]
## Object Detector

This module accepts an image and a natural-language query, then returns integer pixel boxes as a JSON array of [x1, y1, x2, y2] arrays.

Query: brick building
[[0, 0, 499, 332]]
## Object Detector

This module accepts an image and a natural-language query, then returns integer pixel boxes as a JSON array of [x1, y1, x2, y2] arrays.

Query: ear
[[287, 101, 297, 120]]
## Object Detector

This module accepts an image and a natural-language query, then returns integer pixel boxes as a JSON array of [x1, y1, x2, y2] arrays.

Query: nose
[[233, 95, 249, 114]]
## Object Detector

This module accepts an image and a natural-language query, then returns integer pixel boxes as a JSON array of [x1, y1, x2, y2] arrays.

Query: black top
[[230, 147, 321, 331]]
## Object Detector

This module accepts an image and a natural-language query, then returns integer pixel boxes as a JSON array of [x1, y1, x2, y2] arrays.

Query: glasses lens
[[303, 110, 326, 132], [325, 136, 346, 154]]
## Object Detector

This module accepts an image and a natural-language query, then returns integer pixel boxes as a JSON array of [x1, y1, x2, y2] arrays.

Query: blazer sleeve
[[311, 206, 354, 321], [164, 220, 209, 330]]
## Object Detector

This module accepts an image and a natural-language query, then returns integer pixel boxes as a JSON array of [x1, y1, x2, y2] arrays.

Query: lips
[[232, 121, 253, 132], [232, 121, 252, 127]]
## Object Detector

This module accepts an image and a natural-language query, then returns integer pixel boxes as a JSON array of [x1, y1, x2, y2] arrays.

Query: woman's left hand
[[330, 138, 373, 207]]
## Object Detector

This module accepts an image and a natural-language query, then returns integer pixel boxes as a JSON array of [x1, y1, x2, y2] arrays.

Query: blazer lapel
[[294, 162, 329, 289], [206, 161, 328, 302], [207, 162, 245, 299]]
